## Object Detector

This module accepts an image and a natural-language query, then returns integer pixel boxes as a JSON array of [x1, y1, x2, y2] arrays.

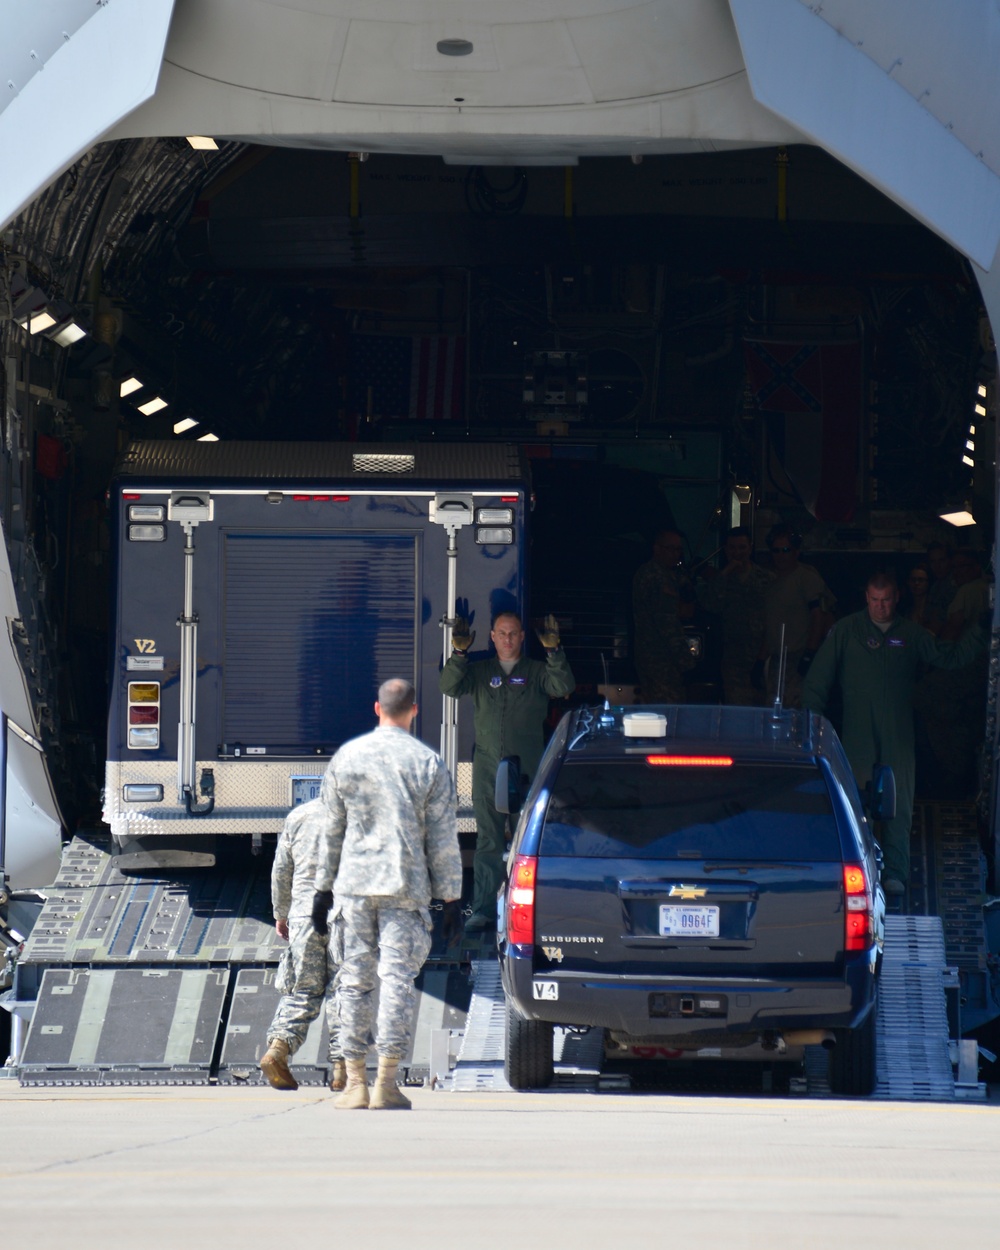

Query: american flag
[[745, 338, 862, 523], [349, 334, 465, 421]]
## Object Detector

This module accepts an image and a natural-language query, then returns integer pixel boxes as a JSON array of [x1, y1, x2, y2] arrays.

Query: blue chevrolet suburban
[[497, 704, 887, 1095]]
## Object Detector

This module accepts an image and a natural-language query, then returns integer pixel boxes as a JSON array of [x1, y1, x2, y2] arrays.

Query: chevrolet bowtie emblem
[[669, 884, 708, 900]]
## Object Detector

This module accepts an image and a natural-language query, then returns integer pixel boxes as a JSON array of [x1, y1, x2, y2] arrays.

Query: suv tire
[[504, 1002, 554, 1090], [828, 999, 877, 1096]]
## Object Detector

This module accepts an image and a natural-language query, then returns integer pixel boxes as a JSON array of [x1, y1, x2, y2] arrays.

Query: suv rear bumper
[[501, 948, 876, 1037]]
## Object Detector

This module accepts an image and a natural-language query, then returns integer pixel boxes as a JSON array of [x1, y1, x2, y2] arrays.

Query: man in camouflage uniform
[[259, 798, 345, 1092], [439, 609, 575, 931], [698, 526, 774, 705], [632, 529, 697, 701], [312, 677, 463, 1111]]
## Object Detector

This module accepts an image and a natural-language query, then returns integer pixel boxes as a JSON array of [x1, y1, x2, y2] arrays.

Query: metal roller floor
[[448, 915, 965, 1100]]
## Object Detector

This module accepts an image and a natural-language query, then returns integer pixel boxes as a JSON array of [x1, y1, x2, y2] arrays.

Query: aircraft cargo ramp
[[6, 835, 470, 1086]]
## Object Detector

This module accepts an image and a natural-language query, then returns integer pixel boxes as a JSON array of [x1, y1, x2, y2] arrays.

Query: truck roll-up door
[[223, 532, 418, 752]]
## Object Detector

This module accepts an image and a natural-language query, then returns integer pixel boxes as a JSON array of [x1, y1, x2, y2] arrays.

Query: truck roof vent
[[352, 453, 415, 474]]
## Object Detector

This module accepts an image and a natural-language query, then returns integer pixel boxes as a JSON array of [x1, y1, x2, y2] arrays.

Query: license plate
[[659, 905, 719, 937], [291, 776, 323, 806]]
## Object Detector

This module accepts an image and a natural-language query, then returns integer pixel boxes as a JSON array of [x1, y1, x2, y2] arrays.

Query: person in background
[[803, 572, 985, 898], [439, 609, 574, 932], [698, 525, 774, 705], [311, 678, 463, 1110], [900, 564, 939, 635], [260, 798, 345, 1093], [926, 541, 957, 628], [914, 548, 991, 796], [632, 529, 698, 702], [753, 523, 834, 708]]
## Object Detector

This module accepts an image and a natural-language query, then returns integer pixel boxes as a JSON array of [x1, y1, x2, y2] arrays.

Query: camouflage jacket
[[314, 725, 462, 907], [271, 798, 334, 921]]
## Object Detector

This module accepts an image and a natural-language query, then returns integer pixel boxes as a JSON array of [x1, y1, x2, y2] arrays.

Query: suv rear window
[[539, 760, 841, 861]]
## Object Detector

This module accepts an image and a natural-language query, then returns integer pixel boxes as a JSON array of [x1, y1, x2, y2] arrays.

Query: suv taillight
[[844, 863, 872, 952], [508, 855, 537, 946]]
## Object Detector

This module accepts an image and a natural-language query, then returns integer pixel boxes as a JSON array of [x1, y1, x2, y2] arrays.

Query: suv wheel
[[504, 1002, 554, 1090], [828, 1000, 877, 1096]]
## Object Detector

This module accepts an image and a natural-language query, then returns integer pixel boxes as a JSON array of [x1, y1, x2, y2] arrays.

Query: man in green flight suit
[[439, 609, 575, 931], [802, 572, 986, 896]]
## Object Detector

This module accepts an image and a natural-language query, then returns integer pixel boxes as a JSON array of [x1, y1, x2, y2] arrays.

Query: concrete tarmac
[[4, 1082, 1000, 1250]]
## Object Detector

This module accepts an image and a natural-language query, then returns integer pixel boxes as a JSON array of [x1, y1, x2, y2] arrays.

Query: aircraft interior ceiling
[[0, 134, 997, 838]]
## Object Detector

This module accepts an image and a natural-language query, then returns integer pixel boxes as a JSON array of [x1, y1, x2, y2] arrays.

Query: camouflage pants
[[267, 917, 341, 1060], [331, 896, 432, 1060]]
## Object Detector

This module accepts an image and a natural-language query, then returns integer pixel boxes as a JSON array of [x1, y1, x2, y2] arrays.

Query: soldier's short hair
[[378, 677, 415, 716], [492, 610, 523, 629]]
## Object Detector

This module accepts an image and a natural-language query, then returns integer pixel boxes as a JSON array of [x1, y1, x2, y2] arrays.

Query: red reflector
[[292, 495, 311, 501], [332, 495, 350, 502], [646, 755, 734, 767], [123, 493, 142, 500], [129, 706, 159, 725], [508, 854, 537, 945], [501, 495, 519, 502], [311, 495, 331, 502]]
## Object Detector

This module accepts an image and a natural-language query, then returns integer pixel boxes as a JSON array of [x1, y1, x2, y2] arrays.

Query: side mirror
[[866, 764, 897, 822], [494, 756, 524, 816]]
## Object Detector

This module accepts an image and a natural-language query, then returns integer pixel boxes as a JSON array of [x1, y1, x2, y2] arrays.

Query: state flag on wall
[[744, 338, 862, 522], [349, 334, 465, 421]]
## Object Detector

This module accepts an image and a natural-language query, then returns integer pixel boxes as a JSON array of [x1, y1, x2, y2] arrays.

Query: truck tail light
[[844, 863, 872, 952], [128, 681, 160, 749], [508, 854, 537, 946]]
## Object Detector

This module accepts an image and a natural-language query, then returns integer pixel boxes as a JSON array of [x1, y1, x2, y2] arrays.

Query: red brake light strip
[[646, 755, 734, 767]]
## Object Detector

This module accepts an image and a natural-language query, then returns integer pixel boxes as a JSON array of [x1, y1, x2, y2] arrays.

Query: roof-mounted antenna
[[772, 623, 787, 713], [599, 652, 615, 725]]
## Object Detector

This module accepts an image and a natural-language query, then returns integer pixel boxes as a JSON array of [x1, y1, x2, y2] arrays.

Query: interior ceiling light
[[137, 396, 168, 416], [962, 454, 975, 468], [197, 432, 219, 442], [186, 135, 219, 150], [28, 310, 57, 334], [119, 376, 143, 397], [437, 38, 473, 55], [173, 417, 199, 434], [975, 403, 987, 416], [940, 508, 976, 527], [50, 321, 86, 347], [978, 384, 988, 398]]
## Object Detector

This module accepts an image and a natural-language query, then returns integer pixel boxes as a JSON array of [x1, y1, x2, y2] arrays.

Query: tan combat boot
[[334, 1058, 370, 1109], [369, 1056, 411, 1110], [329, 1058, 347, 1092], [260, 1037, 298, 1091]]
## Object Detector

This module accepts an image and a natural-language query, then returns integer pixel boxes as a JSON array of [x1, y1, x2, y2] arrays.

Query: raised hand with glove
[[450, 615, 475, 653], [535, 613, 561, 651]]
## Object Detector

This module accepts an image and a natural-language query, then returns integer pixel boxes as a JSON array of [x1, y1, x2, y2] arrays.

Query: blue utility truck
[[103, 440, 527, 857]]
